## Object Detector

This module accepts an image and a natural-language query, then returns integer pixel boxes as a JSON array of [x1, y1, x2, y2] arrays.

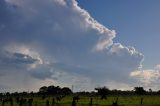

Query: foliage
[[38, 85, 72, 95], [39, 86, 48, 94], [134, 87, 146, 95], [95, 86, 110, 96]]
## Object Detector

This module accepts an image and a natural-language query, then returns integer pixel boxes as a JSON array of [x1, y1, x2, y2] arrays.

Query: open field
[[1, 95, 160, 106]]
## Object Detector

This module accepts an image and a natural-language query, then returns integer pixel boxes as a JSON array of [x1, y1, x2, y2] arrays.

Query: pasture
[[1, 95, 160, 106]]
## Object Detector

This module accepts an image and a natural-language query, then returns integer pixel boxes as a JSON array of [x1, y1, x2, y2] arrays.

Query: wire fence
[[1, 96, 160, 106], [1, 101, 160, 106], [0, 100, 123, 106], [0, 102, 124, 106]]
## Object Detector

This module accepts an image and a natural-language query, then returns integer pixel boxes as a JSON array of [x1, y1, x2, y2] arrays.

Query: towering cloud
[[0, 0, 144, 91]]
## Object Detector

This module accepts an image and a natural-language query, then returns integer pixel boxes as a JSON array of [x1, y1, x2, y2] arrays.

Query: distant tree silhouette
[[38, 85, 72, 95], [47, 86, 61, 95], [149, 88, 152, 93], [134, 87, 146, 95], [39, 86, 48, 94], [61, 87, 72, 95], [95, 86, 110, 99]]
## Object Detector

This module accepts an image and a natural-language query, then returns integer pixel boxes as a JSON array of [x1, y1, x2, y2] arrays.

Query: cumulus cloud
[[109, 43, 144, 69], [0, 0, 144, 91], [130, 65, 160, 90]]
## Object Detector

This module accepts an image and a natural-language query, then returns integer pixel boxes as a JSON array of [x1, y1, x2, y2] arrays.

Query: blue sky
[[78, 0, 160, 69], [0, 0, 160, 92]]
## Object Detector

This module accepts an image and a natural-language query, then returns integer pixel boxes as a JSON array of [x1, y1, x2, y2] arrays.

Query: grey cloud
[[28, 63, 90, 80], [28, 65, 53, 80], [12, 52, 38, 64], [0, 51, 39, 65]]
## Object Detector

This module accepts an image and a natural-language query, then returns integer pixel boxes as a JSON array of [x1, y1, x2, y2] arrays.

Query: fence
[[1, 100, 160, 106], [0, 101, 124, 106], [1, 97, 160, 106], [0, 99, 123, 106]]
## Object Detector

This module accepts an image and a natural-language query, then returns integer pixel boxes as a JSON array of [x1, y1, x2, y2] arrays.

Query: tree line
[[1, 85, 160, 97]]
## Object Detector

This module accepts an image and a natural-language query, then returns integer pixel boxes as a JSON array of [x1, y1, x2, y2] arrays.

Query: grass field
[[1, 95, 160, 106]]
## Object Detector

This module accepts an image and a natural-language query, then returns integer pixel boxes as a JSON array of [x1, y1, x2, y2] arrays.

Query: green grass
[[1, 95, 160, 106]]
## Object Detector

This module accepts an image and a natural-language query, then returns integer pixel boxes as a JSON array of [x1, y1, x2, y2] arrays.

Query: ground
[[1, 95, 160, 106]]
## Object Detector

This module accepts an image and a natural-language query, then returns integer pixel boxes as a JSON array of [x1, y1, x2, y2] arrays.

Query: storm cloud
[[0, 0, 144, 92]]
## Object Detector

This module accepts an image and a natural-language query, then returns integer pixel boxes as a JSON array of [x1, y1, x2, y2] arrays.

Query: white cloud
[[54, 0, 66, 6], [130, 65, 160, 90], [103, 81, 133, 91], [0, 0, 145, 91]]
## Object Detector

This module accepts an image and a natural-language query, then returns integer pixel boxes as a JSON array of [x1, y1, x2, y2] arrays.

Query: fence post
[[140, 97, 143, 105], [112, 97, 118, 106], [16, 97, 19, 103], [46, 100, 49, 106], [19, 100, 22, 106], [90, 98, 92, 106], [10, 98, 13, 106], [2, 100, 4, 106], [52, 98, 55, 106], [72, 98, 76, 106], [35, 102, 37, 106], [28, 100, 33, 106]]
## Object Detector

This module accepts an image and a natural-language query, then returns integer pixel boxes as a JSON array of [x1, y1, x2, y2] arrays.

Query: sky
[[78, 0, 160, 69], [0, 0, 160, 92]]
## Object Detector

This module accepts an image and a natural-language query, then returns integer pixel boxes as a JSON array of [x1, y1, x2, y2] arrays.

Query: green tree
[[39, 86, 48, 94], [134, 87, 146, 95], [95, 86, 110, 99], [61, 87, 72, 95]]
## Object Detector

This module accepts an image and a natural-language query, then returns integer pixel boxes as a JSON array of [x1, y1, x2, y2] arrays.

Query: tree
[[47, 85, 61, 95], [95, 86, 110, 99], [134, 87, 146, 95], [39, 86, 48, 94], [149, 88, 152, 93], [61, 87, 72, 95], [39, 85, 73, 95]]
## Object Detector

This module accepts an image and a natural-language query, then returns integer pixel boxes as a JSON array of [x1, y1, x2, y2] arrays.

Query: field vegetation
[[0, 85, 160, 106]]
